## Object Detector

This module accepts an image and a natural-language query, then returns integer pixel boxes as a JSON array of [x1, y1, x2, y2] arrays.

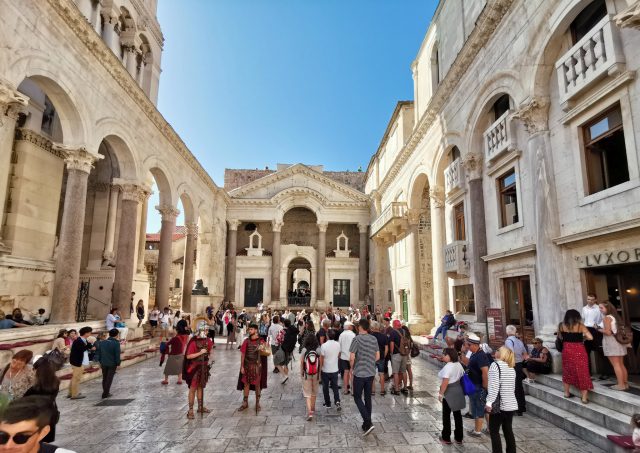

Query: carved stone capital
[[407, 209, 422, 226], [272, 221, 283, 233], [112, 178, 150, 202], [615, 1, 640, 29], [185, 222, 199, 236], [53, 144, 103, 173], [462, 152, 484, 181], [512, 97, 550, 135], [0, 79, 29, 126], [429, 186, 445, 208], [317, 221, 329, 233], [156, 204, 180, 221], [227, 219, 240, 231], [358, 223, 369, 234]]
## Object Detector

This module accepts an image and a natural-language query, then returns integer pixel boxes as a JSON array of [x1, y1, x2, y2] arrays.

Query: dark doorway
[[333, 279, 350, 307], [503, 276, 534, 344], [244, 278, 263, 307]]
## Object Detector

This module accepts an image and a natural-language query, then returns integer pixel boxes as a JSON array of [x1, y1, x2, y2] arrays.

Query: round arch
[[406, 167, 431, 211], [273, 188, 325, 223], [96, 133, 139, 181], [432, 132, 464, 188], [177, 185, 198, 225], [142, 155, 177, 207]]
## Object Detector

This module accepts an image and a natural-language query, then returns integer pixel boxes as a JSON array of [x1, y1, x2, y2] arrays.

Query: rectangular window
[[497, 169, 519, 227], [454, 284, 474, 314], [583, 104, 629, 194], [454, 202, 465, 241], [388, 289, 393, 303]]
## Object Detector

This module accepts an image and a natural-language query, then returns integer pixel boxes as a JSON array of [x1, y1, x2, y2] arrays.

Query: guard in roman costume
[[237, 323, 268, 414], [183, 323, 213, 419]]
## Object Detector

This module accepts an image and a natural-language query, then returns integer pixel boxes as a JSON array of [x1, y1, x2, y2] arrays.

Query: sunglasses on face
[[0, 430, 39, 445]]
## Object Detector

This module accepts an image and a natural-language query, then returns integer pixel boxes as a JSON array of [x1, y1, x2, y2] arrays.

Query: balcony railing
[[555, 15, 625, 107], [370, 201, 408, 243], [444, 241, 470, 277], [484, 110, 515, 163], [444, 157, 464, 196]]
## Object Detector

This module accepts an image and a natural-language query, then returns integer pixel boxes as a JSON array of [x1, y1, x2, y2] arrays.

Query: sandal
[[563, 393, 573, 398], [238, 397, 249, 412], [581, 398, 589, 404], [176, 381, 183, 385], [187, 407, 195, 419], [161, 380, 168, 385]]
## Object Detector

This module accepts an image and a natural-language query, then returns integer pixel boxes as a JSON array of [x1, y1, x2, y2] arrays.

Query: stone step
[[531, 374, 640, 417], [525, 381, 630, 434], [525, 394, 628, 453]]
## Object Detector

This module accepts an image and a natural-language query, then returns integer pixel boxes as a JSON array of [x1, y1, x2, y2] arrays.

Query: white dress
[[602, 315, 628, 357]]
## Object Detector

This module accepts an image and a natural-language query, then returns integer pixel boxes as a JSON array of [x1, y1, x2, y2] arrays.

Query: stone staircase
[[412, 335, 635, 453], [524, 374, 635, 453]]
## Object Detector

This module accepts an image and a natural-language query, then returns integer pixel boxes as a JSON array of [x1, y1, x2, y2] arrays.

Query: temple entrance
[[287, 257, 311, 306], [244, 278, 263, 307], [333, 279, 350, 307]]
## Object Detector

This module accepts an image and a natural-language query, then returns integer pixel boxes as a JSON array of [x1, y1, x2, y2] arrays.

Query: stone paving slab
[[54, 339, 605, 452]]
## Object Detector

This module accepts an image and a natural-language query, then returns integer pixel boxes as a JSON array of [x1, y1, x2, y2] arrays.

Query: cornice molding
[[228, 164, 369, 203], [14, 128, 61, 158], [44, 0, 218, 195], [376, 0, 515, 196]]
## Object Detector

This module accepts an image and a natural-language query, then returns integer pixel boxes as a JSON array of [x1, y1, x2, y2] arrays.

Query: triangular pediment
[[228, 164, 369, 204]]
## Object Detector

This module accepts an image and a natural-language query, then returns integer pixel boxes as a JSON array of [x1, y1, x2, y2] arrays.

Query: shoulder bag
[[460, 371, 476, 396], [613, 320, 633, 346]]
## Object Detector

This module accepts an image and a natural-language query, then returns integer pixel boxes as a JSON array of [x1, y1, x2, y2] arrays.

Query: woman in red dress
[[183, 325, 213, 419], [237, 323, 268, 414], [559, 309, 593, 404]]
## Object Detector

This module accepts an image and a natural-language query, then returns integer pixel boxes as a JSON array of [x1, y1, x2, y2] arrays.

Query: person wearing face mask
[[183, 324, 213, 419]]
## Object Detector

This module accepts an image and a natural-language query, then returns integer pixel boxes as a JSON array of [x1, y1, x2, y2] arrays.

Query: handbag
[[490, 362, 502, 415], [614, 323, 633, 346], [460, 372, 476, 396], [43, 349, 66, 371], [410, 343, 420, 358], [258, 342, 272, 357]]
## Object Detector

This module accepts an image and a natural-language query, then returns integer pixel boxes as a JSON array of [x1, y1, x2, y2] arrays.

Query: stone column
[[514, 98, 563, 336], [182, 222, 198, 313], [125, 47, 138, 78], [155, 205, 179, 309], [406, 212, 424, 326], [463, 152, 489, 322], [90, 1, 101, 33], [112, 180, 147, 319], [358, 223, 368, 303], [429, 187, 448, 321], [0, 81, 28, 252], [316, 222, 328, 302], [100, 12, 119, 56], [50, 146, 103, 323], [102, 184, 119, 265], [225, 219, 239, 302], [271, 221, 282, 303], [136, 191, 151, 273]]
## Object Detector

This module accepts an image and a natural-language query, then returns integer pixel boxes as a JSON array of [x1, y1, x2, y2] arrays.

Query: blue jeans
[[434, 324, 448, 340], [352, 375, 374, 428], [321, 371, 340, 406]]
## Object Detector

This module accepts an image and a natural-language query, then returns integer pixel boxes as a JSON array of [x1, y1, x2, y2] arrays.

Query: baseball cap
[[392, 319, 402, 329]]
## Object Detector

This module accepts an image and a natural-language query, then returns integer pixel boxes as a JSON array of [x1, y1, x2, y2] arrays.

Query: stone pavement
[[54, 339, 605, 453]]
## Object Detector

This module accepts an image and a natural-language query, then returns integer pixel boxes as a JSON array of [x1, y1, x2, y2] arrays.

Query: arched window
[[448, 146, 461, 164], [431, 42, 440, 91], [492, 94, 511, 121]]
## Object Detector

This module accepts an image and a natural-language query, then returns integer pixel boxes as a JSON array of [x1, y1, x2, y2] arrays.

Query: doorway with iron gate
[[333, 279, 350, 308]]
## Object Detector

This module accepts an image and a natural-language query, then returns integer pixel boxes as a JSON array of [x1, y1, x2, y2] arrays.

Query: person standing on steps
[[68, 326, 94, 400], [349, 318, 379, 437], [183, 324, 213, 419], [598, 301, 629, 390], [582, 293, 606, 378], [559, 309, 593, 404], [237, 323, 267, 414], [97, 328, 121, 399]]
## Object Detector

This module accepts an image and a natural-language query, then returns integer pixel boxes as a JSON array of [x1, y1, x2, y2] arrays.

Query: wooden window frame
[[497, 169, 518, 228], [453, 202, 465, 241]]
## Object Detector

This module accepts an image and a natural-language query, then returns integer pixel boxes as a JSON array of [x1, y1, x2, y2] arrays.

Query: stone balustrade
[[370, 201, 408, 243], [555, 15, 625, 107], [484, 110, 515, 163], [444, 157, 464, 196], [443, 240, 470, 276]]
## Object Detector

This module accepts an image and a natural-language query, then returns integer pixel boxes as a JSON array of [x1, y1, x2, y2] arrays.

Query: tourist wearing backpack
[[300, 334, 320, 421], [389, 319, 410, 395], [349, 318, 379, 436]]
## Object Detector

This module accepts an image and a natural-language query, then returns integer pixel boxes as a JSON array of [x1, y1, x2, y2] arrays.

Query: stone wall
[[224, 168, 366, 192]]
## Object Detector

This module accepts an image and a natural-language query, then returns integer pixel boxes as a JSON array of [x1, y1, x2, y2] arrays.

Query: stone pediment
[[228, 164, 369, 204]]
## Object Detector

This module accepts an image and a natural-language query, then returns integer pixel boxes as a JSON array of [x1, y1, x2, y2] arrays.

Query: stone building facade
[[224, 164, 370, 310], [0, 0, 227, 323], [366, 0, 640, 348]]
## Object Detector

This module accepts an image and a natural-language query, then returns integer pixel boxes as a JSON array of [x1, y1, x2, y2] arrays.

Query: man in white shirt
[[268, 315, 284, 373], [149, 307, 160, 337], [320, 329, 342, 410], [582, 293, 607, 379], [338, 321, 356, 394]]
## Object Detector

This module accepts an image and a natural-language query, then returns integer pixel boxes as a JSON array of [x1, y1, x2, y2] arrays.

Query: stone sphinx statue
[[192, 279, 209, 295]]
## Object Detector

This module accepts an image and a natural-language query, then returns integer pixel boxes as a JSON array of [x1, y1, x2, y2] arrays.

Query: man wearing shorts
[[461, 332, 491, 437], [389, 319, 408, 395], [338, 321, 355, 394]]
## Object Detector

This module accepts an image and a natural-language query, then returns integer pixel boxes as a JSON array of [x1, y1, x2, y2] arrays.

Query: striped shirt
[[486, 360, 518, 412], [349, 333, 379, 378]]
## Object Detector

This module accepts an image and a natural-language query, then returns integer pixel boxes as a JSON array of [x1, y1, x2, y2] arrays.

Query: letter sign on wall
[[576, 247, 640, 268]]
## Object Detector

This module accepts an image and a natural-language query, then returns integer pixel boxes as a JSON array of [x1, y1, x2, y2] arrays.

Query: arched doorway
[[287, 257, 311, 306]]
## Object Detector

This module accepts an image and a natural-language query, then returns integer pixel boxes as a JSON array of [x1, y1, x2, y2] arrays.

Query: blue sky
[[148, 0, 437, 231]]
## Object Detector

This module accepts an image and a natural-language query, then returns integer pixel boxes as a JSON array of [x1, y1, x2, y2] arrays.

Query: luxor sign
[[576, 247, 640, 268]]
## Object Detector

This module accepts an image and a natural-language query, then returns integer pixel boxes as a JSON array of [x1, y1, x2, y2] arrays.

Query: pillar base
[[407, 316, 435, 335]]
